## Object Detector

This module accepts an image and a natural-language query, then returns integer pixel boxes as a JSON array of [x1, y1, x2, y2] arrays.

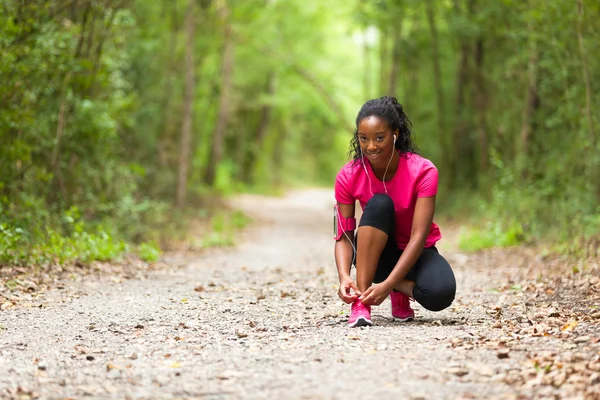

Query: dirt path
[[0, 189, 598, 399]]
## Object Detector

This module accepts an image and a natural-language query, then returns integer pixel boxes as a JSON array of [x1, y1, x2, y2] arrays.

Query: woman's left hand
[[359, 282, 392, 306]]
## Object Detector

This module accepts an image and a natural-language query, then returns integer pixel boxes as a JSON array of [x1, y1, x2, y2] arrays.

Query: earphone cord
[[346, 137, 396, 269], [361, 145, 396, 196], [382, 147, 395, 194], [360, 147, 374, 197]]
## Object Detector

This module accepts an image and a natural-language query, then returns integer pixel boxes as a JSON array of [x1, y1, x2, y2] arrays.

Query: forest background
[[1, 0, 599, 268]]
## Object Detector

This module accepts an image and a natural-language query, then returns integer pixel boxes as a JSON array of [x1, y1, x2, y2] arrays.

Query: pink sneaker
[[390, 291, 415, 321], [348, 299, 372, 327]]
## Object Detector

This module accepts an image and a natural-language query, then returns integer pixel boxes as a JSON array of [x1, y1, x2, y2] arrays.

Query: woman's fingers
[[339, 283, 358, 304], [349, 281, 361, 296], [359, 287, 373, 303]]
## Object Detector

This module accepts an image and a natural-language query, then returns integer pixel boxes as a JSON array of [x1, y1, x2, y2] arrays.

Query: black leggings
[[356, 194, 456, 312]]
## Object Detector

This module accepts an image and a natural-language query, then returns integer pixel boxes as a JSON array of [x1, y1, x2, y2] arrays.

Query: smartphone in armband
[[333, 204, 356, 241], [333, 205, 339, 240]]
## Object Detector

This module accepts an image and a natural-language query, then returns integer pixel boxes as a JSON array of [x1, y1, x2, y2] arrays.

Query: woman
[[334, 96, 456, 327]]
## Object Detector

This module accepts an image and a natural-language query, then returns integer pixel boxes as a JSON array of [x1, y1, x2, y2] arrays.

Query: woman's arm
[[384, 195, 436, 289], [334, 201, 361, 303], [359, 195, 436, 305]]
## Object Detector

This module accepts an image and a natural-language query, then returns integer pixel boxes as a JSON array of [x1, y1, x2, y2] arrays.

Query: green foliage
[[458, 221, 525, 252], [1, 0, 599, 268], [138, 241, 161, 263], [0, 213, 128, 267], [200, 210, 252, 249]]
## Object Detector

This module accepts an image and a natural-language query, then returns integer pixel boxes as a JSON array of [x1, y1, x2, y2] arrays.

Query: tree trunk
[[89, 4, 121, 96], [576, 0, 596, 148], [158, 2, 179, 169], [518, 40, 538, 180], [425, 1, 447, 170], [473, 37, 488, 178], [243, 73, 276, 183], [50, 72, 72, 203], [176, 0, 196, 208], [205, 0, 234, 186], [449, 0, 472, 186], [452, 43, 469, 183], [576, 0, 599, 198]]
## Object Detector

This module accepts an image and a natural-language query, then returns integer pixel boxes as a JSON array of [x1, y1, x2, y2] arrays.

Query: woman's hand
[[359, 282, 391, 306], [338, 276, 361, 304]]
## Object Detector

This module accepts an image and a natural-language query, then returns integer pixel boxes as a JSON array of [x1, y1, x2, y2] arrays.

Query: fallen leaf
[[561, 320, 578, 332], [497, 349, 510, 359], [448, 367, 469, 377]]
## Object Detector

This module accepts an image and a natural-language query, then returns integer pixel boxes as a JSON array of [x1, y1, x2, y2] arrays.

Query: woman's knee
[[361, 194, 394, 224], [365, 194, 394, 214], [359, 194, 395, 235], [415, 280, 456, 312]]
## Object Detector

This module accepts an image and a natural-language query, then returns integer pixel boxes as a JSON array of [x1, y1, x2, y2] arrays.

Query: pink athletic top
[[334, 152, 441, 249]]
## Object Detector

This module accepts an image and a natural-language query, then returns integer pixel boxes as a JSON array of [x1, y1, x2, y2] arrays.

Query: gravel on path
[[1, 188, 598, 399]]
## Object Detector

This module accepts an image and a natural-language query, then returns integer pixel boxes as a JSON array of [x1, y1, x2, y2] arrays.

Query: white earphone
[[361, 133, 397, 196]]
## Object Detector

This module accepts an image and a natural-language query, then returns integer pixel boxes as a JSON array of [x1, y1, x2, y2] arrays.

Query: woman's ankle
[[393, 279, 415, 297]]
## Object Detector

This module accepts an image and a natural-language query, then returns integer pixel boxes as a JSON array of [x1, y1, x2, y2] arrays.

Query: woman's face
[[357, 116, 396, 167]]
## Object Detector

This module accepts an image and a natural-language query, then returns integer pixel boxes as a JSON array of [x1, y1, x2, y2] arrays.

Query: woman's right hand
[[338, 276, 361, 304]]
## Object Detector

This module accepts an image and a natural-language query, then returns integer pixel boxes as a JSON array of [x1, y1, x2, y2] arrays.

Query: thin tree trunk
[[519, 40, 538, 180], [449, 0, 470, 185], [575, 0, 599, 198], [83, 9, 97, 60], [205, 0, 234, 186], [176, 0, 196, 208], [576, 0, 596, 148], [74, 3, 91, 59], [159, 3, 180, 169], [243, 73, 276, 183], [90, 3, 122, 96], [425, 1, 447, 169], [473, 38, 488, 176], [453, 43, 469, 181], [50, 72, 72, 202]]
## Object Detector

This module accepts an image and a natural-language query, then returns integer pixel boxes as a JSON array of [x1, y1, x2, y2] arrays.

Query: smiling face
[[357, 116, 397, 167]]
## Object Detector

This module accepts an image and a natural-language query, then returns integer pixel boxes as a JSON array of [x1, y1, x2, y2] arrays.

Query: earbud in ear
[[393, 134, 397, 143]]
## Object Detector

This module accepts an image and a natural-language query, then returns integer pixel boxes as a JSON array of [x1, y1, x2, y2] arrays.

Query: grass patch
[[457, 220, 525, 252], [200, 210, 252, 249], [138, 241, 161, 263]]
